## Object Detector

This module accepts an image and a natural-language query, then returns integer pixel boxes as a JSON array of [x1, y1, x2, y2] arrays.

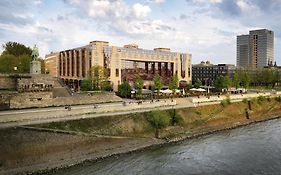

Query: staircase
[[52, 78, 73, 97]]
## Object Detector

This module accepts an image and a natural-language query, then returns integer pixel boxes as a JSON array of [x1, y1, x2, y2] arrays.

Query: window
[[116, 68, 119, 77]]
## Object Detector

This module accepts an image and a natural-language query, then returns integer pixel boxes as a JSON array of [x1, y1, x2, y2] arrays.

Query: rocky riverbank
[[1, 97, 281, 175]]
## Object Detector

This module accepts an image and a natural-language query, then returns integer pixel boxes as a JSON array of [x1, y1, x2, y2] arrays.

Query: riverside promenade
[[0, 91, 279, 129]]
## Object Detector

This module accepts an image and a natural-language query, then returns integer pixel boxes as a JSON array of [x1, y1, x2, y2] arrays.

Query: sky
[[0, 0, 281, 65]]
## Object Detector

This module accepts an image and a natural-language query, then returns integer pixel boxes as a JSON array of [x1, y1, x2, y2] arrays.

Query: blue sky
[[0, 0, 280, 65]]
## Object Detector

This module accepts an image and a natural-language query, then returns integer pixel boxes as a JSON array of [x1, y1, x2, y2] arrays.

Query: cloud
[[132, 3, 151, 18], [0, 0, 36, 25]]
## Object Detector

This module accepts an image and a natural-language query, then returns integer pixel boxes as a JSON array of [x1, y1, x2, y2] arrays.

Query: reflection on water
[[53, 118, 281, 175]]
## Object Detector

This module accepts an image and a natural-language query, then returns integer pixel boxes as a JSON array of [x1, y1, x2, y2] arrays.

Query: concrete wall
[[0, 74, 16, 90], [10, 93, 122, 109], [192, 93, 271, 103]]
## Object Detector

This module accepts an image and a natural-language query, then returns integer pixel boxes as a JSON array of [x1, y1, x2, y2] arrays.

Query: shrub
[[257, 96, 266, 103], [221, 98, 231, 107], [147, 109, 170, 138], [168, 109, 183, 126], [275, 96, 281, 102]]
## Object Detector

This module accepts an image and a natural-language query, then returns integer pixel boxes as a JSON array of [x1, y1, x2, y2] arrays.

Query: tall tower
[[237, 34, 250, 68], [237, 29, 274, 68]]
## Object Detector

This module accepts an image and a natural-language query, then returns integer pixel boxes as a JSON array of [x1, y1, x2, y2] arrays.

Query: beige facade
[[46, 41, 192, 91], [45, 52, 60, 77]]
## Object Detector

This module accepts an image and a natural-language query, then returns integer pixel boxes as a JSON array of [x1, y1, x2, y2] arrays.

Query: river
[[52, 118, 281, 175]]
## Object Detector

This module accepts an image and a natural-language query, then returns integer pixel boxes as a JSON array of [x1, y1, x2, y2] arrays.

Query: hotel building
[[45, 41, 192, 91]]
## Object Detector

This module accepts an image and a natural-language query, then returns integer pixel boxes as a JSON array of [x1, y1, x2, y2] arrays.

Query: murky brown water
[[52, 118, 281, 175]]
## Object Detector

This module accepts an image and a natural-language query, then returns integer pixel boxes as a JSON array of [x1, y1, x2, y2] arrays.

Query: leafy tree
[[232, 72, 240, 89], [147, 109, 170, 138], [134, 76, 144, 96], [118, 81, 132, 98], [153, 74, 163, 98], [215, 75, 231, 92], [0, 42, 45, 74], [240, 70, 251, 90], [194, 79, 202, 88], [2, 41, 32, 57], [0, 54, 17, 73], [88, 65, 108, 90], [169, 75, 178, 93], [80, 79, 92, 91]]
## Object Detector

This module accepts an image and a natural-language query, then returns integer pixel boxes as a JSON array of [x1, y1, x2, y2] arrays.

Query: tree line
[[212, 68, 281, 92], [0, 41, 45, 74]]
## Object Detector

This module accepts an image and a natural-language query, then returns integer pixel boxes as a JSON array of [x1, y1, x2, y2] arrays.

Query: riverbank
[[1, 97, 281, 174]]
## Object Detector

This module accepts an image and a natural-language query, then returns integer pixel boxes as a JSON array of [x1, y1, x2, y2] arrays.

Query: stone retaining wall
[[9, 93, 122, 109], [0, 74, 16, 90], [192, 92, 271, 103]]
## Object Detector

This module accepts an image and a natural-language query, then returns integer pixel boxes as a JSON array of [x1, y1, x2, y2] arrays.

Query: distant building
[[45, 52, 60, 77], [192, 61, 235, 86], [45, 41, 192, 91], [237, 29, 274, 68]]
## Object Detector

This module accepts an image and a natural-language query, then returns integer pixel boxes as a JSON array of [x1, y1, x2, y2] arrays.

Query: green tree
[[169, 75, 178, 93], [194, 79, 202, 88], [80, 79, 92, 91], [215, 75, 231, 92], [153, 74, 163, 98], [2, 41, 32, 57], [118, 81, 132, 98], [147, 109, 170, 138], [88, 65, 108, 90], [232, 72, 240, 89], [134, 76, 144, 96], [240, 70, 251, 90], [0, 54, 17, 73]]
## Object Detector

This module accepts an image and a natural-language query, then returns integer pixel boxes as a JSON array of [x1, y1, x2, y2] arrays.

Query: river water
[[53, 118, 281, 175]]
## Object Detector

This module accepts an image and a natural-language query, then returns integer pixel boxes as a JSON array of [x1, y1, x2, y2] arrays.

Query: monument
[[30, 44, 41, 74]]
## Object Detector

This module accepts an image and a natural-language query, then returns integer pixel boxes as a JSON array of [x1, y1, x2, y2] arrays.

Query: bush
[[221, 98, 231, 107], [80, 79, 92, 91], [257, 96, 266, 103], [168, 109, 183, 126], [275, 96, 281, 102], [101, 81, 113, 91], [147, 110, 170, 138]]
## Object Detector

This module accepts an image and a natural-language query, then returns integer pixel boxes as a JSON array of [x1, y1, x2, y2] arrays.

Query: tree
[[2, 41, 32, 57], [134, 76, 144, 96], [169, 75, 178, 93], [0, 54, 17, 73], [214, 75, 231, 92], [194, 79, 202, 88], [80, 79, 92, 91], [118, 81, 132, 98], [88, 65, 108, 90], [232, 72, 240, 89], [0, 41, 38, 74], [147, 109, 170, 138], [153, 74, 163, 98], [240, 70, 251, 90]]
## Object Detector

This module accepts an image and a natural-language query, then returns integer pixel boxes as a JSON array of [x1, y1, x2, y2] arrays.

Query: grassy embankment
[[2, 96, 281, 174], [37, 96, 281, 139]]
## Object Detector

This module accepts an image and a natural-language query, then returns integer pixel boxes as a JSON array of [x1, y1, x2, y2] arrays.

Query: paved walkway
[[0, 92, 279, 129], [0, 99, 183, 129]]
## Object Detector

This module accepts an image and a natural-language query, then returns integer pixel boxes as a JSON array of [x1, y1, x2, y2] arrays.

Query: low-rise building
[[192, 61, 235, 86], [45, 41, 192, 91]]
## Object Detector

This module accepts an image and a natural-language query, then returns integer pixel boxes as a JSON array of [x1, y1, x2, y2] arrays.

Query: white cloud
[[132, 3, 151, 18]]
